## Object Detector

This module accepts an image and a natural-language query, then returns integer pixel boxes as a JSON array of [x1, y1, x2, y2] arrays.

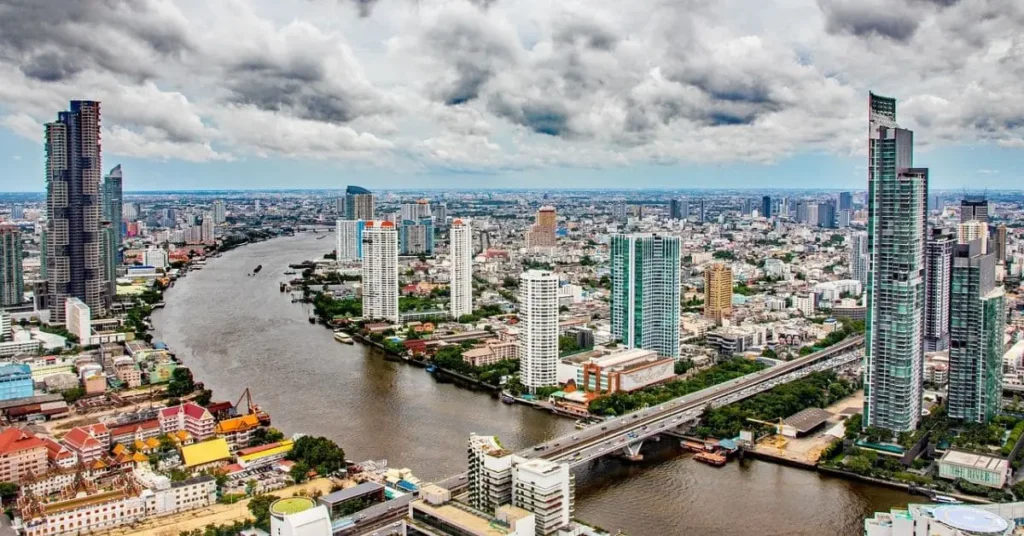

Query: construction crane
[[746, 417, 788, 449], [235, 387, 272, 426]]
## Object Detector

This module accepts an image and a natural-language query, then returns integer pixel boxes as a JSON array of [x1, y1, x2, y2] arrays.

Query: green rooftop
[[271, 497, 316, 516]]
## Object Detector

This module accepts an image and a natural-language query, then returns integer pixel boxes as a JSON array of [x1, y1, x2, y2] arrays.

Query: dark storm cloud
[[553, 18, 620, 51], [421, 16, 519, 106], [224, 58, 364, 123], [817, 0, 920, 41], [489, 97, 570, 136], [345, 0, 498, 18], [0, 0, 192, 81]]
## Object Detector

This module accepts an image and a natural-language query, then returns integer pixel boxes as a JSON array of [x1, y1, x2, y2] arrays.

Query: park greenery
[[432, 345, 519, 387], [167, 367, 197, 398], [312, 293, 361, 323], [588, 358, 766, 416], [286, 436, 346, 477], [692, 371, 856, 439], [456, 304, 506, 323]]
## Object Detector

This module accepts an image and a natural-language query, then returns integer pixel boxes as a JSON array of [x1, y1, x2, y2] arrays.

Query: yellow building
[[180, 438, 231, 471], [704, 263, 733, 325]]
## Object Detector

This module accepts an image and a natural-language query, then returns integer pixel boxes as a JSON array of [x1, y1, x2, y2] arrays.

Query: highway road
[[436, 335, 864, 490]]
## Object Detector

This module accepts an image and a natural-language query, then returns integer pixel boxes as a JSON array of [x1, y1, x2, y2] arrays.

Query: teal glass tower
[[863, 93, 929, 432], [948, 240, 1005, 423], [610, 233, 680, 358]]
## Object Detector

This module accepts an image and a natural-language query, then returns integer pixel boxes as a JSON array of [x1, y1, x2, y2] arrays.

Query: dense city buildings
[[0, 225, 23, 307], [925, 228, 955, 352], [449, 219, 473, 319], [610, 234, 681, 358], [344, 185, 375, 220], [44, 100, 106, 324], [703, 263, 733, 325], [518, 270, 559, 390], [948, 240, 1005, 423], [361, 221, 399, 322], [864, 92, 928, 432]]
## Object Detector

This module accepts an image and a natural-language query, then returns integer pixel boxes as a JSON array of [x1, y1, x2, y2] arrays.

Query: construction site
[[744, 390, 864, 468]]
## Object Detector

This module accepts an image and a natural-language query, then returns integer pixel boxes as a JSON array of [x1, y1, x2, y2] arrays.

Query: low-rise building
[[15, 475, 147, 536], [408, 484, 536, 536], [0, 428, 47, 484], [0, 364, 34, 401], [214, 414, 262, 449], [937, 450, 1009, 489], [159, 402, 215, 441], [237, 439, 293, 468], [558, 348, 674, 394], [180, 438, 232, 471], [135, 471, 217, 516], [865, 503, 1019, 536], [61, 424, 110, 464]]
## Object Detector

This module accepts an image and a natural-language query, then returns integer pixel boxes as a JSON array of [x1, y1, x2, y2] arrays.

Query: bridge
[[437, 335, 864, 490]]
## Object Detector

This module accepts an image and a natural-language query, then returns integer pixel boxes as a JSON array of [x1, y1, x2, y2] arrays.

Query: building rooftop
[[319, 482, 385, 506], [783, 408, 833, 434], [271, 497, 316, 516], [181, 438, 231, 468], [940, 450, 1010, 473], [413, 499, 532, 536]]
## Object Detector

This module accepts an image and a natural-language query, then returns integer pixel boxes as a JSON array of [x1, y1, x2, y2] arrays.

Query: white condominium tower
[[336, 219, 364, 261], [512, 458, 574, 535], [361, 221, 399, 322], [518, 270, 559, 391], [450, 219, 473, 319], [864, 92, 928, 433]]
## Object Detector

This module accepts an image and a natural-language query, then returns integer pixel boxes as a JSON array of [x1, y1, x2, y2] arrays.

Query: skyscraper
[[703, 263, 733, 325], [526, 207, 557, 249], [669, 199, 682, 220], [0, 226, 24, 307], [512, 457, 575, 535], [610, 234, 681, 358], [101, 165, 123, 263], [400, 218, 434, 255], [817, 201, 836, 229], [742, 198, 753, 216], [698, 198, 706, 224], [335, 219, 364, 261], [960, 197, 989, 223], [45, 100, 106, 324], [864, 92, 928, 432], [450, 219, 473, 319], [433, 202, 448, 227], [957, 220, 988, 254], [361, 221, 399, 322], [850, 232, 869, 287], [345, 185, 375, 220], [212, 200, 226, 224], [400, 200, 431, 221], [995, 224, 1008, 264], [518, 270, 558, 391], [839, 191, 853, 211], [925, 228, 955, 352], [948, 240, 1005, 423], [761, 196, 772, 219]]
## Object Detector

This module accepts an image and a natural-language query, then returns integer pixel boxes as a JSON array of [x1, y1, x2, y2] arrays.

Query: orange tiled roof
[[214, 414, 260, 434]]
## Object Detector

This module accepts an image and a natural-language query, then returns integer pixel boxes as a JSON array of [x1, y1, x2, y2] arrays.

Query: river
[[152, 233, 915, 536]]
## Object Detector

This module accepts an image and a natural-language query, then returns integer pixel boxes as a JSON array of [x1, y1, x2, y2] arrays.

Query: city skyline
[[1, 1, 1023, 191]]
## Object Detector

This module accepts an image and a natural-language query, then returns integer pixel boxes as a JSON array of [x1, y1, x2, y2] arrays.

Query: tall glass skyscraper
[[0, 226, 24, 307], [45, 100, 106, 324], [948, 240, 1004, 423], [345, 185, 375, 220], [924, 228, 955, 352], [761, 195, 772, 219], [864, 93, 928, 432], [610, 234, 681, 358]]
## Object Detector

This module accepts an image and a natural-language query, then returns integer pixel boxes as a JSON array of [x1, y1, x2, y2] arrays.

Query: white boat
[[932, 495, 962, 504], [334, 332, 354, 344]]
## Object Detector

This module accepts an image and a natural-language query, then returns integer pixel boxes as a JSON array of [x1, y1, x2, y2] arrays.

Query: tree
[[286, 436, 346, 476], [250, 427, 285, 447], [61, 386, 86, 404], [290, 461, 310, 483], [167, 367, 196, 398], [0, 482, 18, 501], [248, 494, 281, 531], [559, 335, 580, 355], [194, 389, 213, 406]]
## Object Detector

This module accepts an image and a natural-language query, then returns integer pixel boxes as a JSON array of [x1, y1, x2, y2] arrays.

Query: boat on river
[[694, 451, 728, 467], [253, 264, 263, 274], [334, 332, 354, 344]]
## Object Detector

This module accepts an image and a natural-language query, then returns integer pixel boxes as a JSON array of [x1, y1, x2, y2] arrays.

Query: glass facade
[[610, 234, 680, 359], [864, 93, 928, 432], [0, 364, 33, 401]]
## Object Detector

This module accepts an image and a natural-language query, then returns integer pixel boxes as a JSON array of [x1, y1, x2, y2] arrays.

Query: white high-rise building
[[958, 220, 988, 253], [467, 434, 513, 513], [512, 457, 574, 535], [450, 219, 473, 319], [361, 221, 399, 322], [213, 200, 226, 224], [518, 270, 559, 390], [201, 215, 215, 245], [335, 220, 363, 261], [850, 232, 869, 287]]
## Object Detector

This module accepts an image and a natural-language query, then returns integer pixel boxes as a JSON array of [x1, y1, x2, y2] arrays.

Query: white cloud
[[0, 0, 1020, 171]]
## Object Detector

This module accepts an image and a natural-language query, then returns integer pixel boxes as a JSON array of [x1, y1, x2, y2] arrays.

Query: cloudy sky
[[0, 0, 1021, 191]]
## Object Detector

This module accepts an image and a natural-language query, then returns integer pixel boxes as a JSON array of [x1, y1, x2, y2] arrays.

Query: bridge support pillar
[[620, 441, 644, 461]]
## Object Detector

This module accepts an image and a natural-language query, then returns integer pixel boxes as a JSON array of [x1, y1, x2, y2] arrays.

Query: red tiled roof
[[0, 428, 45, 455], [110, 419, 160, 437], [183, 402, 211, 420], [62, 427, 102, 450], [41, 437, 73, 460]]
